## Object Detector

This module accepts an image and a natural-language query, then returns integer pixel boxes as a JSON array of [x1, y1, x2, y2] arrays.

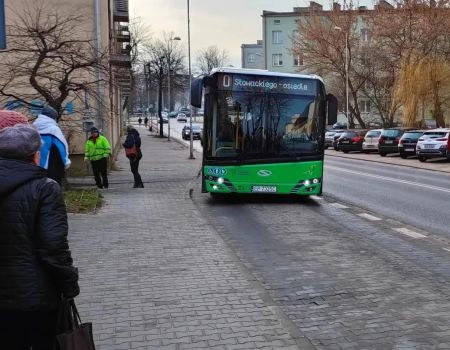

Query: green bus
[[191, 68, 337, 196]]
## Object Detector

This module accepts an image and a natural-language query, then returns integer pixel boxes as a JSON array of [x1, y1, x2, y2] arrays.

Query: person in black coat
[[123, 125, 144, 188], [0, 125, 79, 350]]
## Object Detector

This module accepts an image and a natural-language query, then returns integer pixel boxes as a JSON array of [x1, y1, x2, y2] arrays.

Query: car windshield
[[423, 131, 447, 138], [325, 132, 336, 137], [366, 130, 381, 137], [340, 132, 356, 138], [403, 132, 423, 138], [382, 129, 401, 137], [207, 90, 321, 159]]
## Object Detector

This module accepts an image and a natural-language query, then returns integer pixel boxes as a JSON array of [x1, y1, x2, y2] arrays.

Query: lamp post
[[187, 0, 194, 159], [334, 26, 349, 129], [167, 36, 181, 141]]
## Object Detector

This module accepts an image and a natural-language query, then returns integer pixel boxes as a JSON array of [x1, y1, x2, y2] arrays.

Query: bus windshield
[[205, 90, 321, 160]]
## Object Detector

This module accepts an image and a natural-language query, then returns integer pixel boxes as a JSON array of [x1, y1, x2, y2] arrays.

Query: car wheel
[[379, 152, 386, 157], [363, 150, 369, 154], [400, 154, 407, 159], [324, 145, 328, 150], [418, 156, 427, 162], [343, 150, 349, 153]]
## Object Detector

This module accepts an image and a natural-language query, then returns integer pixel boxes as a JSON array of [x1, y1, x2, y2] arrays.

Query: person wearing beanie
[[123, 124, 144, 188], [33, 105, 71, 185], [0, 110, 28, 130], [84, 126, 111, 189], [0, 125, 80, 349]]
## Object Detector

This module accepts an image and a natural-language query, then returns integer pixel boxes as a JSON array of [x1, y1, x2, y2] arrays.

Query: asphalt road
[[323, 155, 450, 238]]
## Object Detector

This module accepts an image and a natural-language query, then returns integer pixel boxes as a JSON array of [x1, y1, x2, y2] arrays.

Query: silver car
[[362, 129, 382, 153], [416, 128, 450, 162], [325, 131, 337, 149]]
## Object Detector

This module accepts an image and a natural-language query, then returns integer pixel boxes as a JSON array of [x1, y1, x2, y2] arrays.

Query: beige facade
[[1, 0, 131, 171]]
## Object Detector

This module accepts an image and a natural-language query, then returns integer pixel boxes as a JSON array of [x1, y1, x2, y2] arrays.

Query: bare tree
[[369, 0, 450, 126], [0, 2, 109, 119], [195, 46, 229, 75], [291, 3, 367, 128], [143, 33, 186, 136]]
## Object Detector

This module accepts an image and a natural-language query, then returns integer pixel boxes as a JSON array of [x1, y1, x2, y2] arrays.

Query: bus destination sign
[[218, 74, 317, 96]]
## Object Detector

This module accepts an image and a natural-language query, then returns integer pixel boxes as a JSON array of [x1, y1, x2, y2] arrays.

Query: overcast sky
[[130, 0, 348, 69]]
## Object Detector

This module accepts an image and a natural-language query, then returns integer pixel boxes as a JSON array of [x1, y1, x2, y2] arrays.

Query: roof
[[209, 67, 324, 84]]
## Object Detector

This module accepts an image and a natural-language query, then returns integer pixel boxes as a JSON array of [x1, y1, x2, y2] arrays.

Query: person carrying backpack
[[123, 125, 144, 188]]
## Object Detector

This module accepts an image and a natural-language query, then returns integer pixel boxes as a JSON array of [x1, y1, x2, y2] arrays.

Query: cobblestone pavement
[[68, 129, 312, 350]]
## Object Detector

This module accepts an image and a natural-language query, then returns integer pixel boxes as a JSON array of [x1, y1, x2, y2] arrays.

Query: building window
[[247, 53, 255, 63], [274, 19, 280, 25], [359, 100, 371, 113], [272, 30, 283, 44], [292, 30, 300, 43], [294, 55, 303, 66], [272, 54, 283, 66], [360, 28, 370, 42]]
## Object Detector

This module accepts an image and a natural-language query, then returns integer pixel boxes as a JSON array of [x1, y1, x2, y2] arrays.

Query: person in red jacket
[[0, 124, 79, 350]]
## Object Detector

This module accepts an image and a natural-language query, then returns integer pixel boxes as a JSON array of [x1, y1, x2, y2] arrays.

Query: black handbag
[[55, 298, 96, 350]]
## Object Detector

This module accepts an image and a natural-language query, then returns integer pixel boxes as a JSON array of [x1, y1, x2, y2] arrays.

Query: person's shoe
[[97, 185, 103, 189], [133, 184, 139, 188], [138, 183, 144, 188]]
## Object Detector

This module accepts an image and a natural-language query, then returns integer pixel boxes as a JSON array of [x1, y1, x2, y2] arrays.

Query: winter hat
[[0, 125, 41, 160], [0, 110, 29, 130], [126, 125, 135, 132], [41, 106, 58, 120], [89, 127, 99, 133]]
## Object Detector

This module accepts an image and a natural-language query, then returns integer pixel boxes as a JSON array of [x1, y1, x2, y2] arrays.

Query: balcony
[[114, 28, 130, 43], [110, 50, 131, 68], [113, 0, 129, 22]]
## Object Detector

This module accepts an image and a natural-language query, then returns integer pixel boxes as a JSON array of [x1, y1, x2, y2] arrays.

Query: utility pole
[[157, 58, 165, 137], [187, 0, 194, 159]]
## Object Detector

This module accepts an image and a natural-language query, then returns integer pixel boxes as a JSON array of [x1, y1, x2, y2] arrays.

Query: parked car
[[177, 112, 188, 122], [398, 130, 424, 158], [178, 107, 191, 117], [168, 111, 178, 118], [325, 130, 341, 149], [378, 128, 416, 156], [416, 128, 450, 162], [332, 130, 347, 151], [337, 130, 368, 153], [182, 124, 202, 140], [362, 129, 382, 153]]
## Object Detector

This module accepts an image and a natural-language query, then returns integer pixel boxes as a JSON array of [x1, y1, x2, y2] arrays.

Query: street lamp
[[334, 26, 349, 129], [187, 0, 194, 159], [167, 36, 181, 141]]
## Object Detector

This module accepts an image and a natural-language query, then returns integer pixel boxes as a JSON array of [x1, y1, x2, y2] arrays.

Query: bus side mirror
[[327, 94, 338, 125], [191, 77, 204, 108]]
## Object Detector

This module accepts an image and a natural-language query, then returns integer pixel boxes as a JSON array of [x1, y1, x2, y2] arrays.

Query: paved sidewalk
[[68, 130, 311, 349]]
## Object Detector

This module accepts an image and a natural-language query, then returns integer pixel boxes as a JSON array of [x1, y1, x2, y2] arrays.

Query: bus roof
[[209, 67, 324, 84]]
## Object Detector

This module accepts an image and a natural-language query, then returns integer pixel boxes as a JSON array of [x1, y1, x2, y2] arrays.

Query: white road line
[[358, 213, 382, 221], [393, 227, 427, 239], [330, 202, 348, 209], [443, 248, 450, 253], [324, 165, 450, 194]]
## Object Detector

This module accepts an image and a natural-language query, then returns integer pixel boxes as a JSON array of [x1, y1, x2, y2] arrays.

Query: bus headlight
[[212, 185, 219, 190], [217, 177, 224, 184], [304, 180, 311, 186]]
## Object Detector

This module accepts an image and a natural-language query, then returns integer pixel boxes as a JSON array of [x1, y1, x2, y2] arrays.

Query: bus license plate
[[251, 185, 277, 193]]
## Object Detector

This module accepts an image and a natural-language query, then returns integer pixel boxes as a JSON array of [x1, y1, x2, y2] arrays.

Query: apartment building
[[1, 0, 132, 170], [260, 2, 377, 123], [241, 40, 264, 69]]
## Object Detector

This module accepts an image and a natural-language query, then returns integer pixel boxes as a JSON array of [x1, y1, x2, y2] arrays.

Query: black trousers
[[130, 158, 143, 186], [91, 157, 108, 188], [0, 309, 57, 350]]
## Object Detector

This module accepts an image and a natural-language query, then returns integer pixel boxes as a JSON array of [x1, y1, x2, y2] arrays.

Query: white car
[[362, 129, 382, 153], [176, 113, 188, 123], [416, 128, 450, 162]]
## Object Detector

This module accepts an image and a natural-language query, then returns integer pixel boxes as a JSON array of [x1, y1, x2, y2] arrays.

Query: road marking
[[358, 213, 382, 221], [393, 227, 426, 239], [311, 195, 323, 200], [330, 202, 348, 209], [324, 165, 450, 194], [443, 248, 450, 253]]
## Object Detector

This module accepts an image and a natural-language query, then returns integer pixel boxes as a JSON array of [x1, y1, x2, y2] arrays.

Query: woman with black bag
[[123, 125, 144, 188], [0, 124, 80, 350]]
